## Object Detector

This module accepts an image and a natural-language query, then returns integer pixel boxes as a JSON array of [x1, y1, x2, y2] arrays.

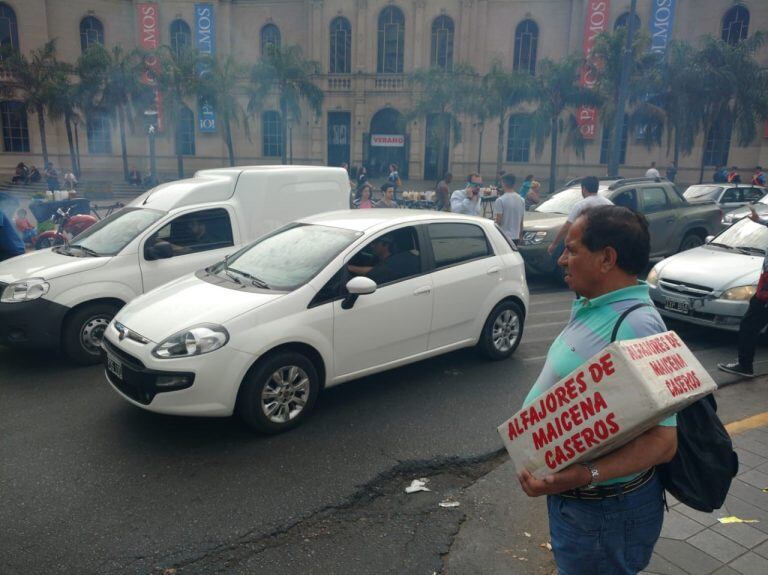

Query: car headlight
[[646, 266, 660, 288], [0, 278, 50, 303], [522, 231, 548, 245], [720, 285, 756, 301], [152, 324, 229, 358]]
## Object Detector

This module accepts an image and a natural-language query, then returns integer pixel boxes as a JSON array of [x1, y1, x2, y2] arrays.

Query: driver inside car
[[347, 235, 419, 285]]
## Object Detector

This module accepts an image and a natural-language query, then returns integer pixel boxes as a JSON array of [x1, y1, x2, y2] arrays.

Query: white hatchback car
[[102, 210, 529, 432]]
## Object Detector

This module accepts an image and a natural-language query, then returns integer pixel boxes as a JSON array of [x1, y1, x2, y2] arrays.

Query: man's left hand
[[518, 465, 591, 497]]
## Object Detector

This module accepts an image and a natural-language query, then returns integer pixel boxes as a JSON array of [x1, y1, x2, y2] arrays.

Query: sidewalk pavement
[[443, 377, 768, 575]]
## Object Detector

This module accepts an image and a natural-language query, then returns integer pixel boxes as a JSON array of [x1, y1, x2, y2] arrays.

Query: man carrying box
[[518, 206, 678, 575]]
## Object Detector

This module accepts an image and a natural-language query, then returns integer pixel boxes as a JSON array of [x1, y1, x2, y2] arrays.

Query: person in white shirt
[[494, 173, 526, 244], [547, 176, 613, 256], [451, 172, 483, 216], [645, 162, 660, 178]]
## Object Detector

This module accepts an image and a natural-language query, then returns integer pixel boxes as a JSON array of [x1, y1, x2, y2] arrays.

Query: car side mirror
[[705, 235, 714, 244], [145, 241, 173, 261], [342, 277, 378, 310]]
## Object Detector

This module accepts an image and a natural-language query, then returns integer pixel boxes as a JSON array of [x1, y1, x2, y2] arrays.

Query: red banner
[[577, 0, 611, 139], [137, 3, 163, 130]]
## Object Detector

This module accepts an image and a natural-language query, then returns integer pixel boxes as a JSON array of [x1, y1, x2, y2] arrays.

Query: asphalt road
[[1, 275, 764, 575]]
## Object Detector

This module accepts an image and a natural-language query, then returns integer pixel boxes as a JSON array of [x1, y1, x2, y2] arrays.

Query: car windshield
[[217, 223, 361, 291], [65, 207, 165, 256], [712, 218, 768, 252], [684, 185, 721, 200], [535, 186, 609, 215]]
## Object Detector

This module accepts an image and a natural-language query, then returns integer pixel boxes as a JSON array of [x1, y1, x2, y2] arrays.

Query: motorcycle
[[34, 207, 98, 249]]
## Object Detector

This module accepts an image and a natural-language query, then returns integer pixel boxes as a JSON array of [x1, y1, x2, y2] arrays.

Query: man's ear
[[601, 246, 618, 271]]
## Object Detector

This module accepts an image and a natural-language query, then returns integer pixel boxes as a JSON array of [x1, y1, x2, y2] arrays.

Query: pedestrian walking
[[518, 205, 677, 575], [356, 166, 368, 189], [354, 183, 374, 209], [751, 166, 766, 186], [435, 172, 452, 212], [718, 204, 768, 378], [525, 180, 542, 210], [44, 162, 60, 191], [450, 172, 483, 216], [713, 165, 728, 183], [665, 163, 678, 183], [548, 175, 613, 256], [645, 161, 660, 178], [727, 166, 741, 183], [519, 174, 534, 200], [493, 173, 525, 245], [376, 184, 399, 209], [0, 210, 25, 261]]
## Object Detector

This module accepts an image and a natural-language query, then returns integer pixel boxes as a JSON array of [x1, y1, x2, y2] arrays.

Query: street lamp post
[[144, 110, 158, 185]]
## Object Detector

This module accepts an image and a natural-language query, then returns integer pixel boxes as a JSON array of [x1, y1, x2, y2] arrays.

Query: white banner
[[371, 134, 405, 147]]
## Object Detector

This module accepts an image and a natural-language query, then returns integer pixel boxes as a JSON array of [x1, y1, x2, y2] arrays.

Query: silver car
[[647, 218, 767, 331], [722, 188, 768, 227], [683, 183, 766, 213]]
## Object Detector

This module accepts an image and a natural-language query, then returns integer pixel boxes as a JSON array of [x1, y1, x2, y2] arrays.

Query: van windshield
[[66, 207, 165, 256], [213, 223, 361, 291]]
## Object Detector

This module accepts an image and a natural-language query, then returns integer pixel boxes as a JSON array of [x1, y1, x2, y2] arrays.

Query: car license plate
[[664, 298, 690, 314], [106, 352, 123, 379]]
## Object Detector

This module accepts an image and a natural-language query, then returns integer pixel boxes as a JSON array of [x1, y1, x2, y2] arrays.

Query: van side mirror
[[342, 276, 378, 309], [145, 241, 174, 261]]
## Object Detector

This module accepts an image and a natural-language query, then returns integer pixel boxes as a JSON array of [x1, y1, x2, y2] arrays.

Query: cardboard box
[[497, 331, 716, 478]]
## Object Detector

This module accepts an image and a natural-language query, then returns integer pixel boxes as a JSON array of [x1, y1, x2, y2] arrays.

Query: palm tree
[[590, 27, 660, 171], [46, 62, 81, 178], [407, 63, 476, 181], [530, 56, 601, 193], [3, 41, 61, 166], [198, 55, 250, 167], [154, 45, 203, 178], [478, 61, 533, 179], [693, 33, 768, 183], [77, 45, 146, 181], [652, 41, 705, 171], [249, 45, 323, 165]]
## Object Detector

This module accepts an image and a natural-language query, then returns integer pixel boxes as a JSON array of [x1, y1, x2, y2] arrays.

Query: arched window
[[176, 106, 195, 156], [80, 16, 104, 53], [87, 112, 112, 154], [614, 12, 641, 31], [430, 16, 454, 71], [513, 20, 538, 75], [377, 6, 405, 74], [0, 3, 19, 51], [261, 24, 281, 57], [721, 6, 749, 45], [170, 19, 191, 58], [329, 17, 351, 74], [262, 111, 283, 157], [506, 114, 532, 163], [0, 101, 29, 152]]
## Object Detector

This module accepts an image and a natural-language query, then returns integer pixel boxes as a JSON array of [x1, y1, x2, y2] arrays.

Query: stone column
[[412, 0, 426, 70]]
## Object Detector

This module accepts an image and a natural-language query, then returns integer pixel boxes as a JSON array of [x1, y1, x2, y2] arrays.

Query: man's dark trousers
[[738, 296, 768, 371]]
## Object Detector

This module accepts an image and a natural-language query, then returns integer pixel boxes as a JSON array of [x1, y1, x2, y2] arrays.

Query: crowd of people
[[711, 165, 767, 185]]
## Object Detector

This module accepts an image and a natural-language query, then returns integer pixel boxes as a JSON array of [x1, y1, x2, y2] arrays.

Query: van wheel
[[477, 301, 524, 360], [62, 302, 120, 365], [237, 352, 320, 434]]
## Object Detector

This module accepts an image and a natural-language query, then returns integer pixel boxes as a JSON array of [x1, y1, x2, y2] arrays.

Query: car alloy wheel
[[492, 309, 520, 354], [261, 365, 311, 424]]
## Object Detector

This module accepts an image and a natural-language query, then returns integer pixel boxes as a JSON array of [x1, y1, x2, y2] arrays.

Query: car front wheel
[[62, 302, 120, 365], [477, 300, 524, 360], [237, 351, 320, 433]]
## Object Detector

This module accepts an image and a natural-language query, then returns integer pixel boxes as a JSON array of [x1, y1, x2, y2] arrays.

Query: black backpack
[[612, 304, 738, 512]]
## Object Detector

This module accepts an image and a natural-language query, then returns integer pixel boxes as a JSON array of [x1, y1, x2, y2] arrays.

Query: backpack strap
[[610, 303, 652, 343]]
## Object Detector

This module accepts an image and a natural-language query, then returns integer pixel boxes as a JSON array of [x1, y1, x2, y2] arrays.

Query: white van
[[0, 166, 351, 364]]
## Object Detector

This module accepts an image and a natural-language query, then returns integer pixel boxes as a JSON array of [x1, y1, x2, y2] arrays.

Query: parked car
[[102, 210, 529, 433], [647, 217, 767, 331], [518, 177, 723, 279], [722, 190, 768, 227], [0, 166, 351, 364], [683, 183, 766, 212]]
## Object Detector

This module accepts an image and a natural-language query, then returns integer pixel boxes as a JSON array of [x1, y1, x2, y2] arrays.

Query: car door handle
[[486, 266, 501, 275], [413, 286, 432, 296]]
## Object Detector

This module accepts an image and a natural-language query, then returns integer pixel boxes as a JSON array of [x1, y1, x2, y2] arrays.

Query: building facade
[[0, 0, 766, 185]]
